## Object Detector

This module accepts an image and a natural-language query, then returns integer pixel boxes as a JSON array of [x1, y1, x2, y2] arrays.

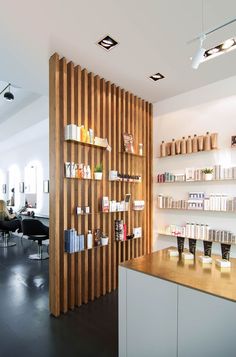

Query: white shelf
[[157, 178, 236, 184], [157, 207, 236, 214], [158, 232, 236, 245]]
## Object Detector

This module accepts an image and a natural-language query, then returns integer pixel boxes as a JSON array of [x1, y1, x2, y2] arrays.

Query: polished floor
[[0, 235, 118, 357]]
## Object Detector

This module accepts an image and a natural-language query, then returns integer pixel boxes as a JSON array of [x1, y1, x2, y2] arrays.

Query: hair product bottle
[[171, 139, 176, 156], [166, 142, 171, 156], [192, 134, 198, 153], [210, 133, 218, 149], [180, 137, 186, 154], [204, 131, 211, 151], [186, 135, 192, 154], [175, 140, 181, 155], [197, 135, 204, 151], [160, 140, 166, 157]]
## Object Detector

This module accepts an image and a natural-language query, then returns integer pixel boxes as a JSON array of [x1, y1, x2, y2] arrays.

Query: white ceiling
[[0, 81, 41, 124], [0, 0, 236, 102]]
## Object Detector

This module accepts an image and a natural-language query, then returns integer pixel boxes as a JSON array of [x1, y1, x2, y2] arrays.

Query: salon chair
[[22, 219, 49, 260]]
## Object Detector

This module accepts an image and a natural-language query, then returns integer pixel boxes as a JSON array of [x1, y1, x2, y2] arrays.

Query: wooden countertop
[[120, 247, 236, 302]]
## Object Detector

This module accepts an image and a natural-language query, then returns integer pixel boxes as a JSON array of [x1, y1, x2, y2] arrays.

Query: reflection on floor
[[0, 235, 118, 357]]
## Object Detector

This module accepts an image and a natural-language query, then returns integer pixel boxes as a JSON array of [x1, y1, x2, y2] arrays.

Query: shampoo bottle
[[87, 230, 93, 249], [180, 137, 186, 154]]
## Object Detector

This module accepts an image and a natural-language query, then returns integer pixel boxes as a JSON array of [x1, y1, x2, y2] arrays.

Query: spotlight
[[222, 38, 235, 50], [149, 73, 165, 82], [192, 35, 206, 69], [97, 35, 118, 51], [4, 91, 14, 101], [0, 83, 14, 101]]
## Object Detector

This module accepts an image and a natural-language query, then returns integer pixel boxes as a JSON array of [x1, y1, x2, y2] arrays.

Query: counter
[[119, 248, 236, 357]]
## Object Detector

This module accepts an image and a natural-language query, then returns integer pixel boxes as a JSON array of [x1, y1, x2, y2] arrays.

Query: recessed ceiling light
[[149, 73, 165, 82], [203, 37, 236, 62], [97, 35, 118, 51]]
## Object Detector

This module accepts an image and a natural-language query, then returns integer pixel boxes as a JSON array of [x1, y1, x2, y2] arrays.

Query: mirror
[[24, 164, 37, 208]]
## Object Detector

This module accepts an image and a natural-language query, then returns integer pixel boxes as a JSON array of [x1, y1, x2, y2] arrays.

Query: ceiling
[[0, 81, 41, 124], [0, 0, 236, 103]]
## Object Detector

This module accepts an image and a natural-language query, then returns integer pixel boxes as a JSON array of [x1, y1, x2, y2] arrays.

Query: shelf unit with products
[[49, 53, 153, 316]]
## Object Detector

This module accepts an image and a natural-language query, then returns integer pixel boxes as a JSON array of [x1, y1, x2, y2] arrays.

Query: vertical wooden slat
[[88, 72, 95, 301], [49, 53, 61, 317], [67, 61, 75, 310], [101, 78, 107, 295], [74, 65, 82, 307], [60, 57, 68, 313]]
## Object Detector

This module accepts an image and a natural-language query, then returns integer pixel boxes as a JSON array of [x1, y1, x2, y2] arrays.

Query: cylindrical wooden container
[[171, 139, 176, 156], [160, 141, 166, 157], [175, 140, 181, 155], [186, 136, 192, 154], [197, 135, 204, 151], [180, 137, 186, 155], [210, 133, 218, 149], [204, 131, 211, 151], [192, 134, 198, 153]]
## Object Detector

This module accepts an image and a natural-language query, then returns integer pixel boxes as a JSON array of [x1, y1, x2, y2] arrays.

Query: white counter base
[[119, 266, 236, 357]]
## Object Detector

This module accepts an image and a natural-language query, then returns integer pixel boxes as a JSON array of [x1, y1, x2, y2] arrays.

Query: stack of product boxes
[[64, 229, 85, 253]]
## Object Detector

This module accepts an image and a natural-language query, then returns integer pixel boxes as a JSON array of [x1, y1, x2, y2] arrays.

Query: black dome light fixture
[[0, 83, 14, 101]]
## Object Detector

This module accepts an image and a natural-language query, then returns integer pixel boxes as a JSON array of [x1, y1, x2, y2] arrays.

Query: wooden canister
[[192, 134, 198, 153], [210, 133, 218, 149], [180, 137, 186, 154], [198, 135, 204, 151], [186, 136, 192, 154]]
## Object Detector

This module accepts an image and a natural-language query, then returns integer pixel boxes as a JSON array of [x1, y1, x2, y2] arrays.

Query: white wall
[[153, 75, 236, 257], [0, 119, 49, 215]]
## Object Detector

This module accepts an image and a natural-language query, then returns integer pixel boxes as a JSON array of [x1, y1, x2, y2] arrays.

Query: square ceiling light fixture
[[203, 37, 236, 62], [149, 73, 165, 82], [97, 35, 118, 51]]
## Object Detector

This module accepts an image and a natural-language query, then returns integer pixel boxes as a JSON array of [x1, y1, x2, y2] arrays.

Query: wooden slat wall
[[49, 53, 153, 317]]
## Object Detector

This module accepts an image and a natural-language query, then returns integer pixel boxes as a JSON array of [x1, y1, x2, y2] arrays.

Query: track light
[[0, 83, 14, 101], [192, 35, 206, 69]]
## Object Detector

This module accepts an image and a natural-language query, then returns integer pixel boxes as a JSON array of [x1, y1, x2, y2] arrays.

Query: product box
[[133, 227, 142, 238], [102, 197, 109, 212], [79, 235, 85, 251]]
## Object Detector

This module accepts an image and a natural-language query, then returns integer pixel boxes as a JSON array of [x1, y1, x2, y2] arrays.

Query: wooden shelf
[[115, 237, 142, 242], [65, 139, 107, 150], [65, 177, 102, 181], [157, 178, 236, 184], [66, 244, 110, 254], [156, 149, 218, 159], [158, 207, 236, 214], [158, 232, 236, 245], [119, 151, 145, 158], [109, 179, 141, 184]]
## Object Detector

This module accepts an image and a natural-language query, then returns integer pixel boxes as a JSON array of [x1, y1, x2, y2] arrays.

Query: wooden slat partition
[[49, 53, 153, 316]]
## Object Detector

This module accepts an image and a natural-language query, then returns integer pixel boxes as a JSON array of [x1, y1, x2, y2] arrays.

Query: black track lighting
[[0, 83, 14, 101]]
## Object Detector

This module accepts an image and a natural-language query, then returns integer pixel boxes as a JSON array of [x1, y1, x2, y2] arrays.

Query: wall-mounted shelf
[[65, 177, 103, 181], [156, 149, 218, 159], [158, 232, 236, 245], [119, 151, 145, 158], [109, 179, 141, 184], [65, 139, 107, 150], [158, 207, 236, 214], [157, 178, 236, 184], [66, 244, 110, 254], [115, 236, 142, 242]]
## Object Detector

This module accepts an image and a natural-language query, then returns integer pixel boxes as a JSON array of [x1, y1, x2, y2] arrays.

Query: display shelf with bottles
[[158, 131, 218, 158]]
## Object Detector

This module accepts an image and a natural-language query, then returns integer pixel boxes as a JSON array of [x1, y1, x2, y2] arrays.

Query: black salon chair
[[0, 221, 16, 248], [22, 219, 49, 260]]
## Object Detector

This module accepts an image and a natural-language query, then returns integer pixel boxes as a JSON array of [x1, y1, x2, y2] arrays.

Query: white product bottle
[[87, 165, 91, 179], [87, 230, 93, 249], [83, 165, 87, 179]]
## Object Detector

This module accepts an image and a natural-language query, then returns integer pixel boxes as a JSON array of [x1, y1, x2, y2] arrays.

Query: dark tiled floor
[[0, 235, 118, 357]]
